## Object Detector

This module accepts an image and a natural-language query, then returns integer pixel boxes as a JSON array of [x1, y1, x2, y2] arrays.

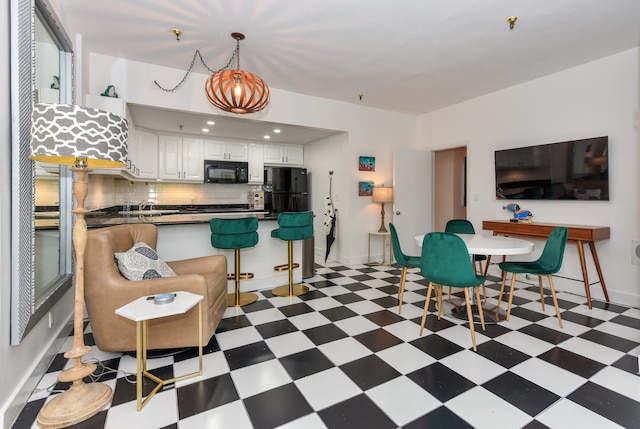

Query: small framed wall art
[[358, 181, 374, 196], [359, 156, 375, 171]]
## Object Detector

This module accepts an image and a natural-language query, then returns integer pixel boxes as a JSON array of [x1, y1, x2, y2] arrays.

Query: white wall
[[418, 48, 640, 307], [86, 53, 418, 265]]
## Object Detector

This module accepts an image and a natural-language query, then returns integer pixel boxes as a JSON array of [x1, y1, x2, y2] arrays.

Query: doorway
[[434, 146, 467, 231]]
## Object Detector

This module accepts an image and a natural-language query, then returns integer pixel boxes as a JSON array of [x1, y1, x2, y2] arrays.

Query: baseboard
[[2, 317, 73, 429]]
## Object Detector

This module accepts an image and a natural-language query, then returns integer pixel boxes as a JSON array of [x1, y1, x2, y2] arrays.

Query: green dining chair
[[496, 227, 567, 327], [445, 219, 487, 303], [389, 223, 421, 314], [420, 232, 486, 351], [445, 219, 488, 273]]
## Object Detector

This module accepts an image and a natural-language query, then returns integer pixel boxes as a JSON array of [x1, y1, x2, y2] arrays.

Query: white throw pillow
[[115, 242, 177, 281]]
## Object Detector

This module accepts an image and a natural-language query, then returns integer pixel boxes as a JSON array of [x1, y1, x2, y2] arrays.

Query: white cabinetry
[[158, 135, 204, 182], [204, 139, 248, 161], [129, 128, 158, 179], [182, 138, 205, 181], [263, 144, 304, 165], [248, 143, 264, 184], [84, 94, 126, 117]]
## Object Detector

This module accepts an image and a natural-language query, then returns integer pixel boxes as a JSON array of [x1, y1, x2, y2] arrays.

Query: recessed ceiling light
[[264, 135, 271, 139], [274, 129, 281, 133], [207, 120, 215, 125], [202, 128, 209, 132]]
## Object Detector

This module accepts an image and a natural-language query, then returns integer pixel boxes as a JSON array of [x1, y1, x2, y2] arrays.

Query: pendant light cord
[[154, 46, 240, 93]]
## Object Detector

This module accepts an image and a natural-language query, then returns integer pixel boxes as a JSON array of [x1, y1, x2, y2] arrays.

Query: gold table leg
[[135, 302, 204, 411]]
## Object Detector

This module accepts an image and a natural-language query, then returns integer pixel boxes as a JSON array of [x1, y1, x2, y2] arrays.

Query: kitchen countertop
[[35, 205, 277, 229]]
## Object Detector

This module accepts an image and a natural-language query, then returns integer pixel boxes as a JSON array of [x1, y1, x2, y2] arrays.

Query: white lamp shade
[[30, 103, 128, 167], [372, 186, 393, 203]]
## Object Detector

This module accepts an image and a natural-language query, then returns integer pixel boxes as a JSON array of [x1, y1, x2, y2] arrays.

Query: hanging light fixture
[[205, 33, 270, 114], [154, 32, 270, 114]]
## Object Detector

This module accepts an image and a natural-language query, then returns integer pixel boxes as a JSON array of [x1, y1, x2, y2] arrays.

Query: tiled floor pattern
[[12, 263, 640, 429]]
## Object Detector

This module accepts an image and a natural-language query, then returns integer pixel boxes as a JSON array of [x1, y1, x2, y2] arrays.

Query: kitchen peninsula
[[81, 205, 307, 293]]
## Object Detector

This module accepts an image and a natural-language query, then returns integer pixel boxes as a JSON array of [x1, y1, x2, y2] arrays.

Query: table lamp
[[30, 103, 128, 428], [372, 186, 393, 233]]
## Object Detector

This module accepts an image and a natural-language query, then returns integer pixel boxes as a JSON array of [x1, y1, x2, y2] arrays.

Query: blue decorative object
[[503, 203, 533, 222], [101, 85, 118, 98], [503, 203, 520, 214]]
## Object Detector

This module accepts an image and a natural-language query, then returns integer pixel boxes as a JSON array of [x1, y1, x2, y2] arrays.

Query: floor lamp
[[372, 186, 393, 233], [30, 103, 128, 428]]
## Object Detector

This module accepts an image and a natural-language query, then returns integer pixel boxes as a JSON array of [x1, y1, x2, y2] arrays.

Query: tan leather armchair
[[85, 224, 228, 352]]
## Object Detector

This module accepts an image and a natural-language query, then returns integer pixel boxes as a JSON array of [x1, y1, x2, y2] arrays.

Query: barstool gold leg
[[272, 241, 309, 297], [228, 248, 258, 307]]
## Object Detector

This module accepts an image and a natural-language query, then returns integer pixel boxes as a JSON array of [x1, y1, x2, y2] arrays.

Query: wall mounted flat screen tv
[[495, 136, 609, 200]]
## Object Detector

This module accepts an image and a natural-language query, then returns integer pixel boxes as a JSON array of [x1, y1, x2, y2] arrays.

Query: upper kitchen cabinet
[[248, 143, 264, 184], [204, 139, 248, 161], [263, 144, 304, 165], [158, 135, 204, 182], [84, 94, 126, 118], [129, 128, 158, 180]]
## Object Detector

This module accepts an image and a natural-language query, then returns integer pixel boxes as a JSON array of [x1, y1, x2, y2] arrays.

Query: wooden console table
[[482, 220, 610, 309]]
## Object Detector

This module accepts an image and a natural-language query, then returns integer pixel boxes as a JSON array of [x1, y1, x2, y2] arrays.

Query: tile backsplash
[[36, 175, 254, 210], [112, 179, 253, 208]]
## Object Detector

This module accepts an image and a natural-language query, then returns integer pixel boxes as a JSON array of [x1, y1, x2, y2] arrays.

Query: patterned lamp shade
[[30, 103, 128, 167]]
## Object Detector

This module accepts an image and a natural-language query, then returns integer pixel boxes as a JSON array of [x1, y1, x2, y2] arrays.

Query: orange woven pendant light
[[205, 33, 270, 114]]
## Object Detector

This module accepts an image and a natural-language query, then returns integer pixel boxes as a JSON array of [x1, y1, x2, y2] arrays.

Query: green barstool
[[210, 217, 259, 307], [271, 211, 314, 297]]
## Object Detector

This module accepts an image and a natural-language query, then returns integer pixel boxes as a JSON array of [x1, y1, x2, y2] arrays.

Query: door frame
[[433, 145, 468, 231]]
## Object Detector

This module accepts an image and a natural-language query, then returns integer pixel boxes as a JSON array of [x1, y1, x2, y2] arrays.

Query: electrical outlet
[[632, 240, 640, 266]]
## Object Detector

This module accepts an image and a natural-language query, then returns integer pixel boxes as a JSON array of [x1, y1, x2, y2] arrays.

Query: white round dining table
[[414, 233, 534, 255], [413, 233, 534, 323]]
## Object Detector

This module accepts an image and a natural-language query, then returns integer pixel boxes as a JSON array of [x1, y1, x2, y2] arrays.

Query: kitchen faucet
[[138, 199, 154, 211]]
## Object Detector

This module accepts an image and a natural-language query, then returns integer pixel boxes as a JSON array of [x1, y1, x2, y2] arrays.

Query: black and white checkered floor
[[13, 263, 640, 429]]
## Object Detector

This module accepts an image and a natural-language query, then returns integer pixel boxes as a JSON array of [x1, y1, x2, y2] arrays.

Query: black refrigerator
[[264, 167, 309, 214]]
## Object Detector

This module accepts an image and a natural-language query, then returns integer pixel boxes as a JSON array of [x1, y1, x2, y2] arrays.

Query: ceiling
[[128, 104, 342, 144], [58, 0, 640, 140]]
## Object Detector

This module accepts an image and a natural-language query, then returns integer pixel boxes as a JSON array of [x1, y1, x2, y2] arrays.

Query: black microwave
[[204, 160, 249, 184]]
